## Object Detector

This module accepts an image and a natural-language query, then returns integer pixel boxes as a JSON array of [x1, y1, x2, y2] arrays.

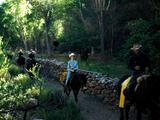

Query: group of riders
[[15, 43, 150, 101], [64, 43, 151, 103], [15, 48, 37, 72], [13, 44, 159, 120]]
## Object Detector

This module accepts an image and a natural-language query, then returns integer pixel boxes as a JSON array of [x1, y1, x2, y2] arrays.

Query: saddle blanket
[[119, 76, 132, 108], [59, 71, 67, 84]]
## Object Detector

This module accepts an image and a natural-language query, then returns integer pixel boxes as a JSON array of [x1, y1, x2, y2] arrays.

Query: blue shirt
[[67, 60, 78, 71]]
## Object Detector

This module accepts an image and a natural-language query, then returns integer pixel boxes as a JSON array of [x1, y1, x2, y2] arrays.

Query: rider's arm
[[74, 61, 78, 70]]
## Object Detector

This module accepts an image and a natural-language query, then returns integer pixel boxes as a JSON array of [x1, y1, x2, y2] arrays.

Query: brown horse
[[59, 70, 87, 103]]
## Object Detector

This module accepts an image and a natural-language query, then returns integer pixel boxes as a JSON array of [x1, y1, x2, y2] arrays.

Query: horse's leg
[[136, 106, 142, 120], [125, 104, 130, 120], [67, 85, 71, 96], [119, 108, 124, 120], [64, 84, 71, 96], [150, 104, 159, 120], [73, 88, 80, 103]]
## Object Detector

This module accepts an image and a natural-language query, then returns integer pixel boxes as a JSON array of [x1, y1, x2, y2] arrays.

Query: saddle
[[59, 70, 77, 85], [119, 75, 150, 108]]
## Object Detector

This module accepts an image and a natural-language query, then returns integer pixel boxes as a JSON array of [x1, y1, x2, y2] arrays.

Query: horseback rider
[[65, 53, 78, 86], [125, 44, 150, 100], [26, 49, 37, 70], [16, 49, 25, 70]]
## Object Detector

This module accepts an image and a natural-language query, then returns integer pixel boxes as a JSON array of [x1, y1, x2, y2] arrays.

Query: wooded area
[[0, 0, 160, 119], [1, 0, 160, 75]]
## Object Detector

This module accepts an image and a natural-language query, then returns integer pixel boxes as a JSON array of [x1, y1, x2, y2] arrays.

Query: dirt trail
[[45, 79, 120, 120], [46, 79, 148, 120], [78, 92, 119, 120]]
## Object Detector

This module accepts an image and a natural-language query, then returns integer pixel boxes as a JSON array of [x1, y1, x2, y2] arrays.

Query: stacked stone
[[82, 72, 119, 105], [38, 59, 119, 105], [38, 59, 66, 79]]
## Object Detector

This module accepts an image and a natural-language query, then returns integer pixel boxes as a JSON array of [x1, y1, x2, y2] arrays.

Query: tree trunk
[[94, 0, 111, 53], [91, 46, 95, 56], [99, 11, 105, 53], [45, 20, 51, 55], [24, 40, 28, 52], [21, 33, 28, 51], [110, 15, 114, 56], [78, 0, 89, 32], [34, 36, 38, 52]]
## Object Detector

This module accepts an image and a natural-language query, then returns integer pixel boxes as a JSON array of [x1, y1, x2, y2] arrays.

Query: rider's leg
[[124, 70, 141, 100], [124, 76, 137, 100], [65, 71, 71, 86]]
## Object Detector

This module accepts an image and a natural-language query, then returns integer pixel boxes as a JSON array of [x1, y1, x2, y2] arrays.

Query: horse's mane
[[135, 74, 160, 103]]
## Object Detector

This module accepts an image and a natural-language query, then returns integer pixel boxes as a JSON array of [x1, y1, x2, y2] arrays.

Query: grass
[[38, 100, 82, 120], [33, 87, 82, 120], [79, 59, 130, 78], [38, 54, 130, 78]]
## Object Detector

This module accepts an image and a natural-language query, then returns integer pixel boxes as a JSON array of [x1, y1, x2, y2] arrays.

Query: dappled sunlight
[[19, 0, 32, 17], [54, 20, 64, 39]]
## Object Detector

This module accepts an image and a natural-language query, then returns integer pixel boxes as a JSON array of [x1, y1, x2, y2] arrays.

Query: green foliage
[[0, 37, 7, 65], [119, 19, 150, 59], [0, 38, 82, 119], [0, 39, 42, 118], [0, 113, 13, 120], [8, 64, 21, 76]]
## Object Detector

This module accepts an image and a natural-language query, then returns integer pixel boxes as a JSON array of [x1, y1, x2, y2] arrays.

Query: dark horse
[[63, 71, 87, 103], [80, 48, 90, 62], [117, 74, 160, 120]]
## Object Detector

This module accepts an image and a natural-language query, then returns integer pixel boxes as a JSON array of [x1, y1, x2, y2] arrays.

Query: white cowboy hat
[[131, 44, 142, 50], [69, 53, 75, 58]]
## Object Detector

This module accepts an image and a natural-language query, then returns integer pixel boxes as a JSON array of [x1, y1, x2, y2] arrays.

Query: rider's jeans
[[65, 71, 71, 85]]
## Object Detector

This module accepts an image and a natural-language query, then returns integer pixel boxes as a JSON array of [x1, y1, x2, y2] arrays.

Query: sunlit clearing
[[54, 20, 64, 39]]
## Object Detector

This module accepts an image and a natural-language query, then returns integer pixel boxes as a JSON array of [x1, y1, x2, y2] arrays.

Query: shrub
[[8, 64, 21, 77], [38, 100, 81, 120]]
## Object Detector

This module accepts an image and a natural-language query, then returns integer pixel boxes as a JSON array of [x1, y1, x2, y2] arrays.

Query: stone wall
[[38, 59, 119, 105]]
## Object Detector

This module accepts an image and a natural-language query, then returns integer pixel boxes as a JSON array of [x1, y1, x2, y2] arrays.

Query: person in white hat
[[129, 44, 149, 74], [65, 53, 78, 86], [124, 44, 150, 100]]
